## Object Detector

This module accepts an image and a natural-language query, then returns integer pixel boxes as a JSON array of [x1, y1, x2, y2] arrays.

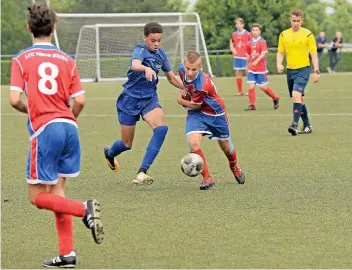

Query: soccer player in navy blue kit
[[104, 22, 185, 185]]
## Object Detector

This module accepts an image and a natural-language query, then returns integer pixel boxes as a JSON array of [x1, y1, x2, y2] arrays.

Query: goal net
[[54, 13, 213, 82]]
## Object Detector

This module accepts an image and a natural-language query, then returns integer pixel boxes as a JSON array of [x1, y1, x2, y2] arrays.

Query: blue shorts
[[186, 111, 230, 140], [286, 66, 311, 97], [117, 93, 161, 126], [26, 122, 81, 185], [247, 72, 268, 86], [233, 57, 247, 70]]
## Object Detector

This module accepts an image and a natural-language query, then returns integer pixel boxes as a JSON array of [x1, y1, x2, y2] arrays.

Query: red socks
[[55, 213, 73, 255], [191, 149, 211, 179], [236, 78, 243, 93], [35, 193, 86, 217], [248, 88, 256, 106], [226, 149, 241, 177], [263, 87, 279, 100]]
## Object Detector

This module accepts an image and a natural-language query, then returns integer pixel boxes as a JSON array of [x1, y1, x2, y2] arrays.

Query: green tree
[[323, 0, 352, 42], [193, 0, 325, 50], [1, 0, 32, 55], [1, 0, 189, 55]]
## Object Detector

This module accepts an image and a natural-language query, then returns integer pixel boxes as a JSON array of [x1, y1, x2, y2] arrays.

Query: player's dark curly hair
[[27, 3, 57, 38], [144, 22, 163, 37]]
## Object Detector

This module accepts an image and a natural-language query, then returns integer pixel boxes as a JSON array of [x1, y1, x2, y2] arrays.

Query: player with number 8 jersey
[[9, 3, 104, 268], [10, 45, 82, 135]]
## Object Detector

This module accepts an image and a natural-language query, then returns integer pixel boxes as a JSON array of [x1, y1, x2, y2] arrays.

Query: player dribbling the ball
[[177, 51, 245, 190]]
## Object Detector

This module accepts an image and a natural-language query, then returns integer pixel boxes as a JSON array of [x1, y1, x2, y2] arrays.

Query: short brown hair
[[185, 50, 201, 64], [251, 23, 262, 31], [27, 3, 57, 38], [236, 18, 244, 24], [144, 22, 163, 37], [290, 9, 304, 17]]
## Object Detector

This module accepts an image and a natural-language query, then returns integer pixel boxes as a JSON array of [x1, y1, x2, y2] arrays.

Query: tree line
[[1, 0, 351, 55]]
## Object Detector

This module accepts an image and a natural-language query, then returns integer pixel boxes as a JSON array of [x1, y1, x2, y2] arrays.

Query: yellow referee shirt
[[278, 27, 317, 69]]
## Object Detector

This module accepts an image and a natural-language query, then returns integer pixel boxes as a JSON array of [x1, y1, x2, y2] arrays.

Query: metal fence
[[2, 46, 350, 75]]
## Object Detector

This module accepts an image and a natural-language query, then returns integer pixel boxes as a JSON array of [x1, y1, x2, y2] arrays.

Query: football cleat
[[288, 122, 299, 136], [273, 98, 280, 110], [132, 172, 154, 185], [104, 146, 119, 172], [200, 178, 215, 190], [234, 168, 245, 184], [235, 92, 244, 96], [245, 105, 256, 111], [298, 125, 312, 134], [82, 199, 104, 244], [42, 251, 76, 268]]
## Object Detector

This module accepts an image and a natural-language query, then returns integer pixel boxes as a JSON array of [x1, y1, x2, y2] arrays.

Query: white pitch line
[[2, 113, 352, 118]]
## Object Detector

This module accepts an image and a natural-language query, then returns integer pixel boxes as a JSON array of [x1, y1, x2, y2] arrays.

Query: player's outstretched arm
[[165, 71, 184, 90], [131, 59, 156, 81], [9, 91, 27, 114], [72, 94, 85, 118]]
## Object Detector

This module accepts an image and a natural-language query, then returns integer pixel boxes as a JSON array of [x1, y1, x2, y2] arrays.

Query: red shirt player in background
[[230, 18, 251, 96], [244, 23, 280, 111], [177, 50, 245, 190], [9, 4, 104, 268]]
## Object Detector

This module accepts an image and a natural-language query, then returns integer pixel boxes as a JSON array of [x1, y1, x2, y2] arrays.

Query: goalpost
[[53, 13, 213, 82]]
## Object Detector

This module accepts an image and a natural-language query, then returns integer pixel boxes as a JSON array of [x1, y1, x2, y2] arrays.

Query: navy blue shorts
[[186, 111, 230, 140], [286, 66, 311, 97], [26, 122, 81, 184], [116, 93, 161, 126]]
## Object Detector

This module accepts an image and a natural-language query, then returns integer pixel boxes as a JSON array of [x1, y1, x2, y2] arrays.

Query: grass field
[[2, 73, 352, 269]]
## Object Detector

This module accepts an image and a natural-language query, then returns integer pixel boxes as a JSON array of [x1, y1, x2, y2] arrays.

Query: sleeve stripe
[[71, 63, 77, 76], [70, 90, 85, 99], [10, 86, 24, 92], [13, 58, 24, 75], [191, 101, 203, 105], [307, 32, 313, 37]]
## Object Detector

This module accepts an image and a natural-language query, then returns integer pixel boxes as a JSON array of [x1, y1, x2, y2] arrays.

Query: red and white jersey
[[178, 65, 226, 116], [231, 30, 251, 59], [10, 43, 84, 140], [247, 37, 268, 73]]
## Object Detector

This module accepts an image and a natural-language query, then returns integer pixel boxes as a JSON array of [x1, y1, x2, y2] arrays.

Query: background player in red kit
[[9, 4, 104, 268], [245, 24, 280, 111], [230, 18, 251, 96], [177, 50, 245, 190]]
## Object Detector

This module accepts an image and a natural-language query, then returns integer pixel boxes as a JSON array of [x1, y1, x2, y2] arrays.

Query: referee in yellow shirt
[[277, 9, 320, 136]]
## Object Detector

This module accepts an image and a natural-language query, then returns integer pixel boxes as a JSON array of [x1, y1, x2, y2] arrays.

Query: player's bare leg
[[260, 85, 280, 110], [235, 70, 244, 96], [104, 125, 135, 173], [134, 107, 168, 185], [187, 133, 214, 190], [245, 82, 256, 111], [218, 139, 245, 184]]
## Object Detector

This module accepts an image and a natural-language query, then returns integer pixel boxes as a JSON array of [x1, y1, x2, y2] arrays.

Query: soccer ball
[[181, 153, 204, 177]]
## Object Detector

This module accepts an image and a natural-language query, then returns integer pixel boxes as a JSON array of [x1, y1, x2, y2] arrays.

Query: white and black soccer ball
[[180, 153, 204, 177]]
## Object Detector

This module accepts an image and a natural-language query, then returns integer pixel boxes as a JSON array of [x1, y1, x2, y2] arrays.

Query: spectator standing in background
[[327, 32, 343, 73], [316, 32, 328, 63]]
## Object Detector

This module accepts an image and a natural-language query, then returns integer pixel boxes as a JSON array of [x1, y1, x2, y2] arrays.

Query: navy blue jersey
[[122, 44, 171, 99]]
